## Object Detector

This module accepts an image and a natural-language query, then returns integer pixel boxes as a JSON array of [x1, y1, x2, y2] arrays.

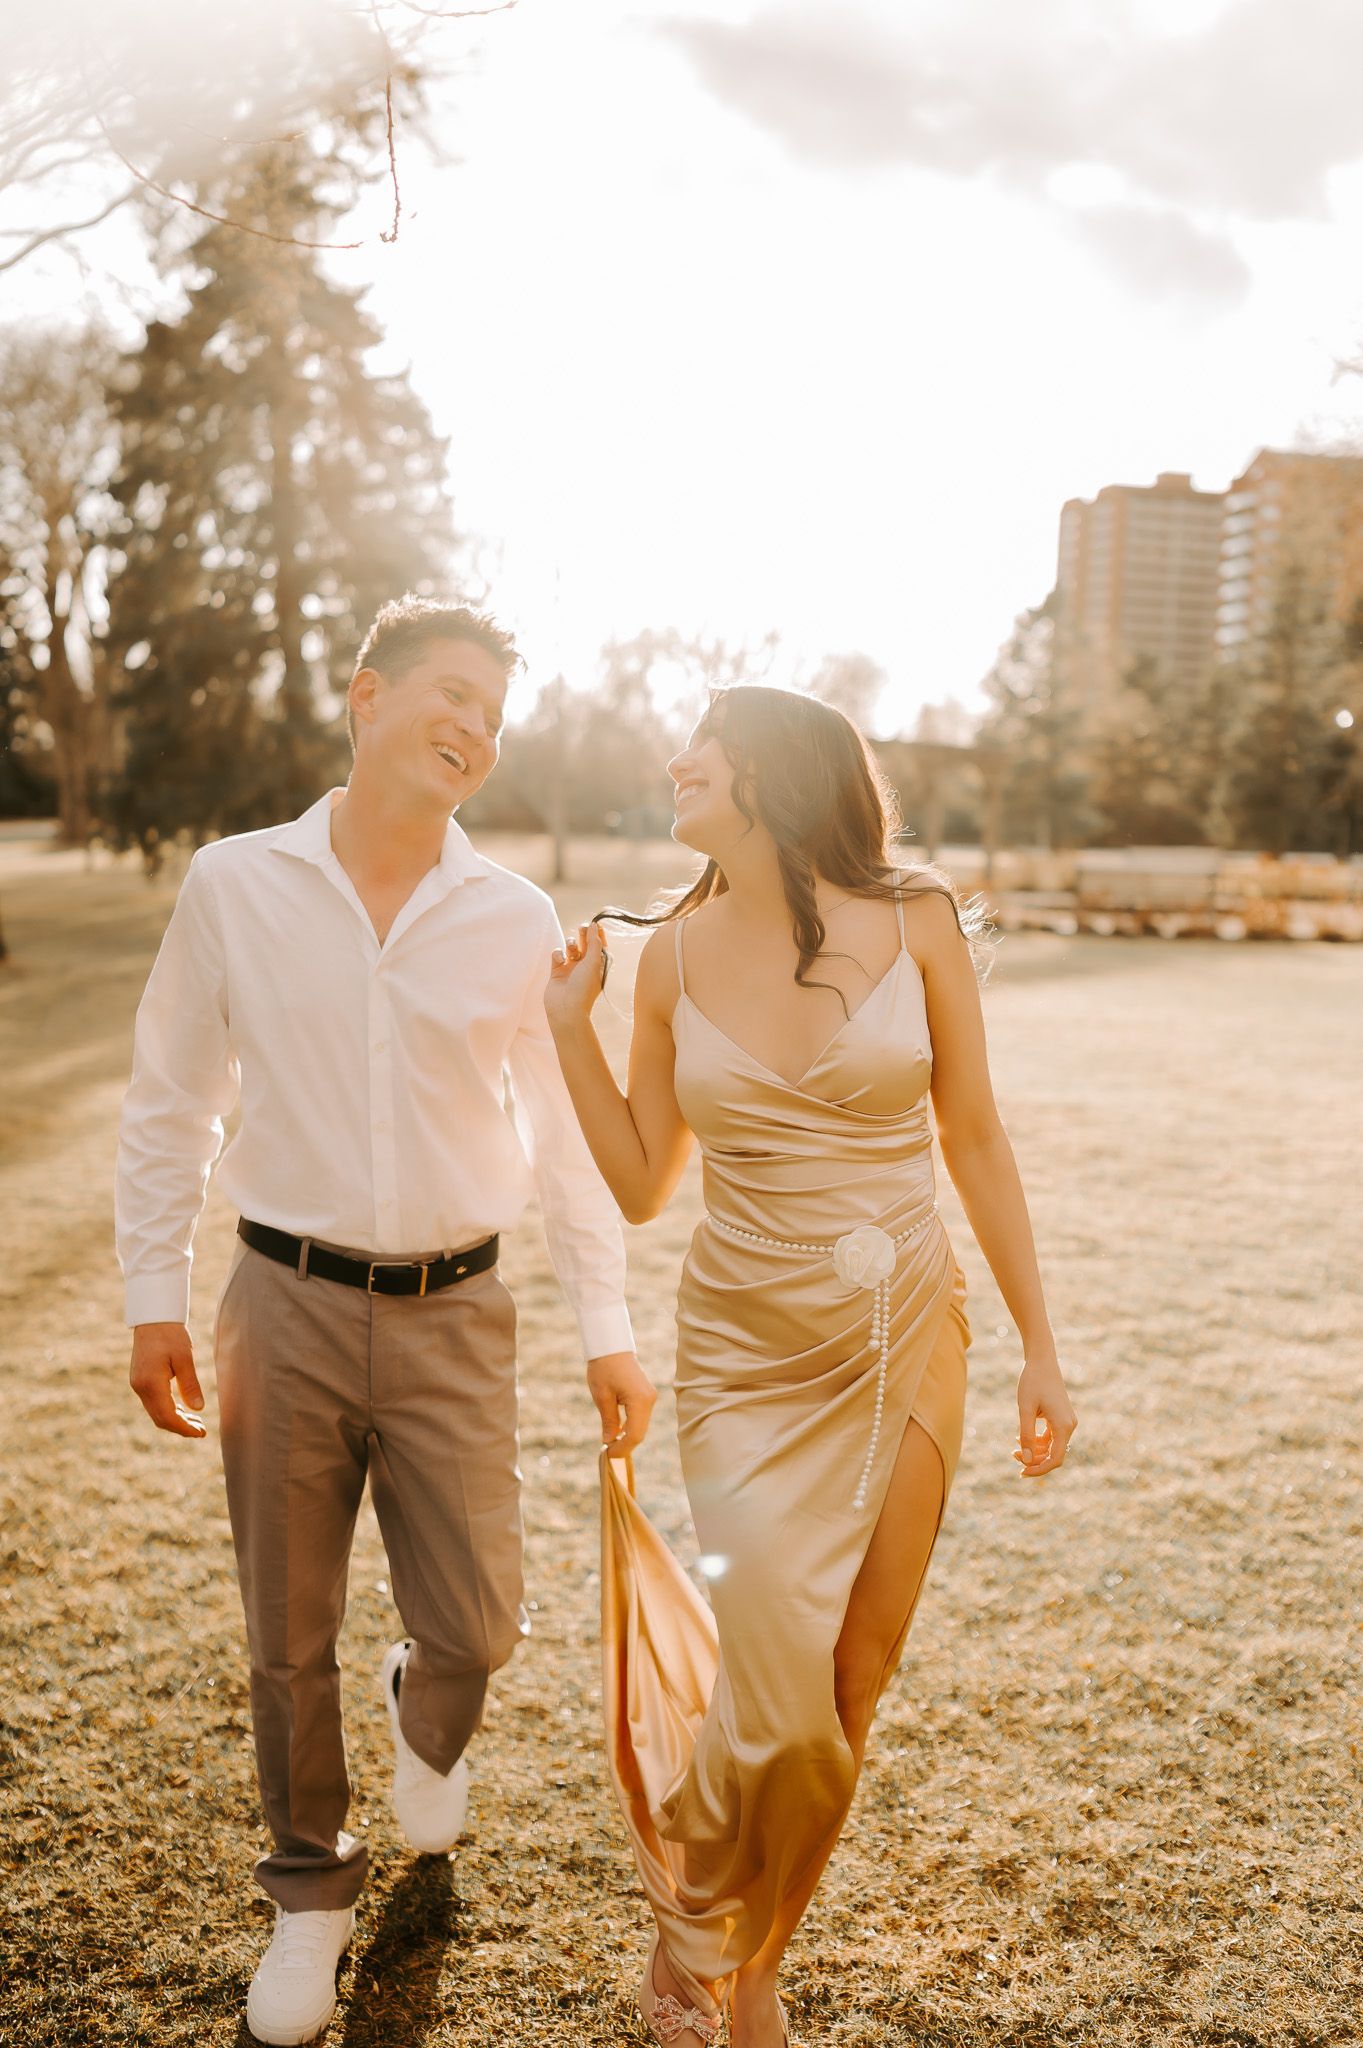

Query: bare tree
[[911, 699, 979, 748], [804, 650, 888, 735], [0, 323, 121, 844], [0, 0, 517, 276]]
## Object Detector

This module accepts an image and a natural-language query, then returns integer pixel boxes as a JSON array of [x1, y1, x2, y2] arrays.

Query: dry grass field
[[2, 831, 1361, 2048]]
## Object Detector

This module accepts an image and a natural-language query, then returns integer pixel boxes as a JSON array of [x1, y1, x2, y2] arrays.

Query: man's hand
[[130, 1322, 208, 1439], [586, 1351, 656, 1455]]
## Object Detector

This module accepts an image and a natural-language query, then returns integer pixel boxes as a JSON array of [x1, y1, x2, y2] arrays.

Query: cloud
[[660, 0, 1363, 306], [1067, 200, 1253, 307], [662, 4, 1092, 178]]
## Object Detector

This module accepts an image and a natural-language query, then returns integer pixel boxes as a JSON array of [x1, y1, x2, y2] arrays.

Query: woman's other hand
[[1015, 1355, 1078, 1477]]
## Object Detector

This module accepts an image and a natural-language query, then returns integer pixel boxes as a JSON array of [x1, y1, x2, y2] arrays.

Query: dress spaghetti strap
[[673, 917, 687, 994], [892, 870, 908, 951]]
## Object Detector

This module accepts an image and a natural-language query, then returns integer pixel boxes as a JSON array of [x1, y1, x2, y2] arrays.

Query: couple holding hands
[[116, 594, 1075, 2046]]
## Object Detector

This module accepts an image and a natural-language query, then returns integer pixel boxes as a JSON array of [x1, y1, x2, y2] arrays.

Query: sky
[[10, 0, 1363, 731]]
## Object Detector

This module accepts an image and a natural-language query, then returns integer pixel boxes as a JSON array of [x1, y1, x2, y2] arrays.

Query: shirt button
[[375, 1120, 390, 1133], [373, 1041, 388, 1054]]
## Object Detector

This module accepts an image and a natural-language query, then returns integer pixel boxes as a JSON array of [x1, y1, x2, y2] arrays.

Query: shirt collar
[[272, 788, 491, 885]]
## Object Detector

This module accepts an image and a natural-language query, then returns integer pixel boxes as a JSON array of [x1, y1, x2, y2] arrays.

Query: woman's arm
[[907, 893, 1078, 1477], [544, 922, 695, 1226]]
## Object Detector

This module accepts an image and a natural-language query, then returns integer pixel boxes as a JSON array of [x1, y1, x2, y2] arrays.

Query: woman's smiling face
[[667, 722, 749, 856]]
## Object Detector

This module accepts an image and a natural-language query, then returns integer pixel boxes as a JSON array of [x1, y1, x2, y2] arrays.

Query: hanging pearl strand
[[708, 1207, 938, 1511], [856, 1272, 895, 1513]]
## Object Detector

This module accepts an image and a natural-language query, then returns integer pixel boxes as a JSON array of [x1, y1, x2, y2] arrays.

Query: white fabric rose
[[831, 1224, 897, 1292]]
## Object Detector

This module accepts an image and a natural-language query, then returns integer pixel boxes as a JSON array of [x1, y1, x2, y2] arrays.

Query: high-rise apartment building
[[1216, 447, 1363, 658], [1055, 470, 1226, 710]]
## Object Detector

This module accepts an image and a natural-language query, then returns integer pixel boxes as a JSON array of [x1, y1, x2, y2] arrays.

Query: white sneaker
[[380, 1639, 469, 1854], [246, 1905, 354, 2045]]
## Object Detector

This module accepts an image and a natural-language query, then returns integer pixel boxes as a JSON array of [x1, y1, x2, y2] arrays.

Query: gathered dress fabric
[[602, 891, 970, 2013]]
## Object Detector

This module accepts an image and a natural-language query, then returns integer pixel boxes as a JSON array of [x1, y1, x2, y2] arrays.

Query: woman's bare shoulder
[[632, 921, 683, 1015], [899, 882, 966, 960]]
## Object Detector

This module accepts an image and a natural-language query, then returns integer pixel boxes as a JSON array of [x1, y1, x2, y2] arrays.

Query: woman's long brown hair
[[596, 684, 992, 997]]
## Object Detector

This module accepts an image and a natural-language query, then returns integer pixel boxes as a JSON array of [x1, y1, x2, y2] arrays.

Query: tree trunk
[[272, 422, 308, 721], [42, 606, 93, 847], [269, 379, 313, 814], [34, 516, 101, 848], [980, 757, 1003, 885]]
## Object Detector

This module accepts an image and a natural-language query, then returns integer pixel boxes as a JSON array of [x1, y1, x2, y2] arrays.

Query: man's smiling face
[[353, 635, 509, 810]]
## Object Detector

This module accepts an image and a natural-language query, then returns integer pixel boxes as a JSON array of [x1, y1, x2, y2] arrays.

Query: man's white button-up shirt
[[115, 790, 633, 1358]]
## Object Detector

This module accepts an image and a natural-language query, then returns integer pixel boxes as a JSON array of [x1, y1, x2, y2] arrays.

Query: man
[[116, 595, 655, 2046]]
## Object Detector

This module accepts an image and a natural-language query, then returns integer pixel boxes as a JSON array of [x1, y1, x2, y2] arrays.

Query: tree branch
[[384, 0, 517, 18], [93, 116, 366, 251], [380, 72, 402, 244], [0, 124, 106, 189], [364, 4, 405, 245], [0, 81, 99, 169], [1, 1, 515, 273], [0, 188, 138, 277], [0, 149, 111, 198]]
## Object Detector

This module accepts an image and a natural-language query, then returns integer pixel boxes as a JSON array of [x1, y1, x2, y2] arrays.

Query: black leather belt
[[237, 1219, 499, 1297]]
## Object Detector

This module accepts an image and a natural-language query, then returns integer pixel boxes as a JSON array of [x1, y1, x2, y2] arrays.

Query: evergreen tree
[[977, 594, 1091, 848], [1216, 562, 1341, 854], [0, 610, 56, 820], [104, 135, 456, 849], [1087, 654, 1210, 846], [1316, 599, 1363, 858]]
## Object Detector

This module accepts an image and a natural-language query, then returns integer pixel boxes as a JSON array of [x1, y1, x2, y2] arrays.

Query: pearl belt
[[706, 1206, 940, 1511]]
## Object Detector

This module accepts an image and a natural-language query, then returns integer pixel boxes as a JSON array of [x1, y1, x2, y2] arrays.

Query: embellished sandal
[[637, 1930, 723, 2045]]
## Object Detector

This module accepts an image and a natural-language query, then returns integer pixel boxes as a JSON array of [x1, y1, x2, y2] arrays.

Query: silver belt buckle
[[367, 1259, 429, 1297]]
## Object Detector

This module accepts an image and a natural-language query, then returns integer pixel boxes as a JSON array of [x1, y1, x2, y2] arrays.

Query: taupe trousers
[[215, 1238, 528, 1911]]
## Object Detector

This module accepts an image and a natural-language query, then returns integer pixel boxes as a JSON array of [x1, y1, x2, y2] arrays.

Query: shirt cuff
[[577, 1302, 635, 1361], [125, 1271, 192, 1327]]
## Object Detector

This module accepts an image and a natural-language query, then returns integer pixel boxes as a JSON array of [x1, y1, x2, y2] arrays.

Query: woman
[[545, 686, 1076, 2048]]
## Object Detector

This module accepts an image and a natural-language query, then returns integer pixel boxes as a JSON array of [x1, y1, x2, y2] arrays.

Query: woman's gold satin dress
[[602, 893, 969, 2011]]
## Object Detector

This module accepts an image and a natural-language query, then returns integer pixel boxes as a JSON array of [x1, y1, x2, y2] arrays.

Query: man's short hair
[[348, 595, 522, 749]]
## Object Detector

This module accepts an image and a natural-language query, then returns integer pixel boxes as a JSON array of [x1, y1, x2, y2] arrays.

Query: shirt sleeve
[[115, 851, 240, 1326], [504, 905, 634, 1361]]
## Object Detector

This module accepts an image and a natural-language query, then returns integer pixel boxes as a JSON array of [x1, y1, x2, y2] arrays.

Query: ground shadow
[[330, 1855, 467, 2048]]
